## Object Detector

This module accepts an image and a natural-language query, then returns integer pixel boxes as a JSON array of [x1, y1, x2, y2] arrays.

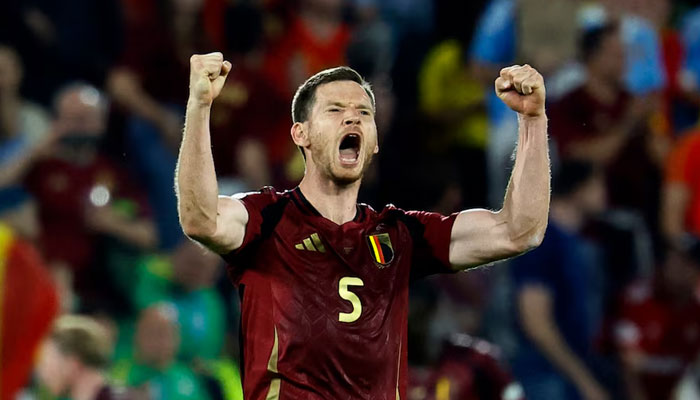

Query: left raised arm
[[449, 65, 550, 269]]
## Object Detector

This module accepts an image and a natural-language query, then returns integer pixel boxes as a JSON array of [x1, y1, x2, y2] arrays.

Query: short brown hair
[[291, 66, 375, 124], [50, 315, 112, 369]]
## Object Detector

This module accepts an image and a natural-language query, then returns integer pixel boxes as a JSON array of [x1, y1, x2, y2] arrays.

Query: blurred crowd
[[2, 0, 700, 399]]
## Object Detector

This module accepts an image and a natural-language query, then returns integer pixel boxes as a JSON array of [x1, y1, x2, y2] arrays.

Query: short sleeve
[[221, 187, 285, 269], [402, 210, 458, 280]]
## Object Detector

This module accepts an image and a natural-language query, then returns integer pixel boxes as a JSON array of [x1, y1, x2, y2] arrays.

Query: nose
[[343, 113, 360, 126]]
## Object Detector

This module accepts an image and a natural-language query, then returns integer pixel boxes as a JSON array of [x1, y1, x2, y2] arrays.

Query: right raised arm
[[175, 52, 247, 254]]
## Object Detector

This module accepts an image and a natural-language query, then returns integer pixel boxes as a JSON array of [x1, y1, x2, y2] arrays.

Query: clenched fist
[[189, 52, 232, 106], [495, 64, 545, 118]]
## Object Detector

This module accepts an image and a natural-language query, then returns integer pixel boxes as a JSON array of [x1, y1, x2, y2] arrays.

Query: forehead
[[313, 80, 372, 107]]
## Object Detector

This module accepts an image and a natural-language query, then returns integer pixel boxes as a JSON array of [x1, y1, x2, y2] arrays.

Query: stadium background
[[2, 0, 700, 398]]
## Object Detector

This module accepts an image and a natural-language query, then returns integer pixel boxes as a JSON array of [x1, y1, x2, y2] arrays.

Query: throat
[[298, 178, 360, 225]]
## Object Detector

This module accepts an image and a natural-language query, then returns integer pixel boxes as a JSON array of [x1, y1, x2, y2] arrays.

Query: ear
[[373, 143, 379, 154], [291, 122, 309, 148]]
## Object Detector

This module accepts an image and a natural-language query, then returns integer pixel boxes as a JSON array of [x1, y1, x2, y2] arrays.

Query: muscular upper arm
[[191, 195, 249, 254], [449, 209, 526, 269]]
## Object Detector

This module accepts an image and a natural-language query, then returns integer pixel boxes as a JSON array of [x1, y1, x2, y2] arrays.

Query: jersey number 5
[[338, 277, 364, 323]]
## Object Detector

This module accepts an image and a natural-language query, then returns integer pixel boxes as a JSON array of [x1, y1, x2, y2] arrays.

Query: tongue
[[339, 148, 357, 161]]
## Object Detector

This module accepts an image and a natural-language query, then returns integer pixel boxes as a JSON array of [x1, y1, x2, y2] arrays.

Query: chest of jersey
[[235, 208, 412, 398]]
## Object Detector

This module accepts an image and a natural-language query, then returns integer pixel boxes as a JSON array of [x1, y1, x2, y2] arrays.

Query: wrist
[[518, 112, 547, 122], [187, 97, 213, 111]]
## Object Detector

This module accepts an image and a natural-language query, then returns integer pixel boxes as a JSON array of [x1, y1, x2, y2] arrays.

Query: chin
[[330, 171, 363, 186]]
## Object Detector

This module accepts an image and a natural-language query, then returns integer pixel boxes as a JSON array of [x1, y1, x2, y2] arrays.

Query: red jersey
[[223, 187, 457, 399], [615, 281, 700, 400]]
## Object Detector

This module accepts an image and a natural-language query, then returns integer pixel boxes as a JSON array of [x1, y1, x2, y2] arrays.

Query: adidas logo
[[295, 233, 326, 253]]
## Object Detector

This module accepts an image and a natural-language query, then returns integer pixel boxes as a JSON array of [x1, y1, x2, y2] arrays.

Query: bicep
[[198, 195, 249, 254], [449, 209, 522, 269]]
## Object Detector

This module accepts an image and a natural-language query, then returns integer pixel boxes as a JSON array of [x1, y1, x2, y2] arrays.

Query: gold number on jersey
[[338, 277, 364, 323]]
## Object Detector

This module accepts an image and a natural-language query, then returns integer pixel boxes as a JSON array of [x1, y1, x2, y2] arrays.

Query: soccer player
[[176, 52, 550, 399]]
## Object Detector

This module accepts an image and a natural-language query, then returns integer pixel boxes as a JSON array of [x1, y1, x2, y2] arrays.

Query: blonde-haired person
[[36, 315, 122, 400]]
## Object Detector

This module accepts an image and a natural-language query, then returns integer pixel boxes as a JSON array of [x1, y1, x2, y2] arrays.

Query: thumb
[[221, 61, 232, 78]]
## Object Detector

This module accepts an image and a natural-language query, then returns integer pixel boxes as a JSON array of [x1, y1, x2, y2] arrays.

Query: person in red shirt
[[176, 51, 550, 398], [549, 21, 662, 238], [615, 234, 700, 400], [24, 83, 155, 308]]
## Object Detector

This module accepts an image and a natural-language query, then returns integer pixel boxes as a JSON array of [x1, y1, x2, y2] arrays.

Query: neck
[[298, 171, 361, 225], [550, 199, 584, 232], [70, 368, 105, 400]]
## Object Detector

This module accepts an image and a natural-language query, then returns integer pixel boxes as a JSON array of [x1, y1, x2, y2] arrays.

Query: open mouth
[[339, 133, 361, 165]]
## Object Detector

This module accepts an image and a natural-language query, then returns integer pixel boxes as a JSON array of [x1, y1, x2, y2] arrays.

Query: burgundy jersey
[[615, 280, 700, 400], [223, 187, 457, 399]]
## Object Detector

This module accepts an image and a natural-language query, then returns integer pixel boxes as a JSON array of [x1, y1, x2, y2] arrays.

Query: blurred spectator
[[0, 188, 59, 400], [614, 234, 700, 400], [662, 127, 700, 240], [0, 45, 51, 187], [23, 83, 155, 308], [134, 240, 226, 363], [35, 315, 119, 400], [108, 0, 219, 250], [408, 333, 525, 400], [263, 0, 351, 98], [208, 3, 290, 190], [511, 161, 608, 400], [418, 36, 488, 208], [112, 304, 211, 400], [549, 22, 662, 240]]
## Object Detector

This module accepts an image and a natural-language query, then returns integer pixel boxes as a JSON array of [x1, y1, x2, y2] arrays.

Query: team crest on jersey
[[367, 233, 394, 267]]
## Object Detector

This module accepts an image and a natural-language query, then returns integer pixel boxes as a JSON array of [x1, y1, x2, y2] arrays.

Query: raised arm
[[176, 52, 248, 254], [450, 65, 550, 269]]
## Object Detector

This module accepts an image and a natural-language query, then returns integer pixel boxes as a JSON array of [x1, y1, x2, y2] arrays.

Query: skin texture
[[176, 54, 550, 270]]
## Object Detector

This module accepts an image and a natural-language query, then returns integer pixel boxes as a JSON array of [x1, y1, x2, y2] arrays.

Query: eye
[[360, 110, 371, 116], [328, 108, 341, 113]]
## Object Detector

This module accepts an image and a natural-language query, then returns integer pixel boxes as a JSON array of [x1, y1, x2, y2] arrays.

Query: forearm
[[525, 319, 598, 390], [176, 101, 219, 237], [103, 218, 157, 249], [500, 115, 550, 249], [108, 69, 167, 125]]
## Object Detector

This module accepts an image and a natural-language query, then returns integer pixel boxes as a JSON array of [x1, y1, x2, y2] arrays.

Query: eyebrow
[[326, 101, 374, 111]]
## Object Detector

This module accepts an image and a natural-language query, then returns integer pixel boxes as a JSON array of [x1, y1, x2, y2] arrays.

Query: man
[[24, 83, 156, 312], [36, 315, 119, 400], [615, 234, 700, 400], [176, 52, 550, 398], [510, 161, 608, 400]]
